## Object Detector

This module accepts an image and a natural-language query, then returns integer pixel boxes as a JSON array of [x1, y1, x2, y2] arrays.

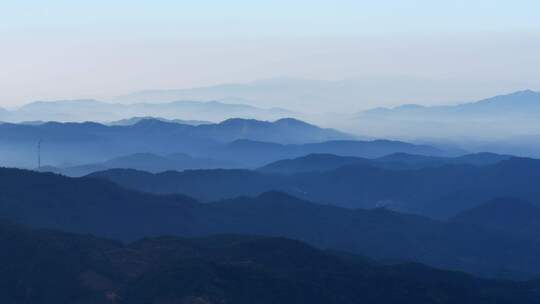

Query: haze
[[1, 0, 540, 111], [5, 4, 540, 301]]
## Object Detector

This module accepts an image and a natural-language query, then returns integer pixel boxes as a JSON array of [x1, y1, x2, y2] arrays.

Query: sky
[[1, 0, 540, 108]]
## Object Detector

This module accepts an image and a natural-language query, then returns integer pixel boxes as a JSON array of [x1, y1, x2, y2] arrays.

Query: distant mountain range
[[3, 167, 540, 280], [0, 118, 363, 167], [90, 155, 540, 219], [38, 140, 447, 176], [3, 222, 539, 304], [355, 90, 540, 139], [0, 99, 297, 123], [40, 152, 239, 177], [113, 78, 382, 112], [364, 90, 540, 116], [4, 88, 540, 158], [207, 139, 446, 167], [0, 118, 454, 168], [109, 116, 212, 126], [258, 152, 510, 174], [111, 77, 538, 114]]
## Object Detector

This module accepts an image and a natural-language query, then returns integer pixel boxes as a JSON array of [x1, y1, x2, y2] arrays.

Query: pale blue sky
[[3, 1, 540, 35], [1, 1, 539, 108]]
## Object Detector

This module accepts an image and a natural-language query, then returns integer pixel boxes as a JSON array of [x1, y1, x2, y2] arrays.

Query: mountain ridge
[[2, 220, 539, 303], [3, 98, 299, 123], [356, 90, 540, 139], [39, 152, 238, 176], [452, 197, 540, 242], [0, 117, 365, 167], [363, 90, 540, 113], [3, 167, 540, 279], [90, 156, 540, 219], [258, 152, 511, 174]]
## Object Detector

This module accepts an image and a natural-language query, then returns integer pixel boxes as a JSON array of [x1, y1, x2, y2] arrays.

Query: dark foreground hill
[[3, 168, 540, 279], [1, 221, 539, 304], [91, 156, 540, 218]]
